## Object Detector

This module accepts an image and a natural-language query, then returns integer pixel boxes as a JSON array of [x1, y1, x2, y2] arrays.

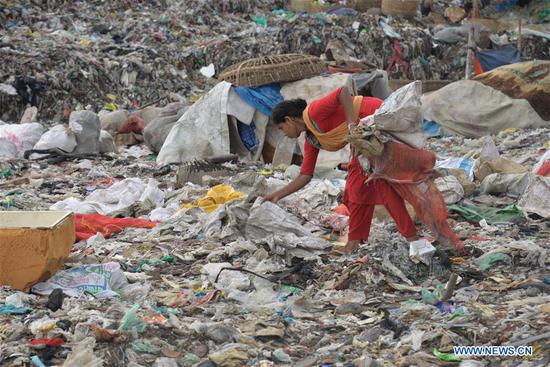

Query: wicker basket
[[219, 54, 327, 87], [381, 0, 420, 17], [354, 0, 382, 11], [389, 79, 452, 93]]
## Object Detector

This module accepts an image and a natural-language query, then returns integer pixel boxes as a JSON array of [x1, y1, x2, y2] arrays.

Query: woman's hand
[[263, 192, 281, 203]]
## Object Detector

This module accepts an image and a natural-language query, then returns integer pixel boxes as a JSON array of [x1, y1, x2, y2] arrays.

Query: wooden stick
[[517, 18, 523, 52], [472, 0, 479, 18], [465, 25, 475, 80], [440, 273, 459, 301]]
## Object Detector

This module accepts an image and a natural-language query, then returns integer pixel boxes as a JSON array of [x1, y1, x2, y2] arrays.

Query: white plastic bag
[[360, 81, 426, 148], [98, 130, 117, 153], [0, 122, 44, 157], [32, 262, 129, 298], [518, 176, 550, 218], [435, 176, 464, 204], [69, 110, 101, 154], [436, 156, 475, 180], [0, 139, 18, 159], [33, 124, 77, 152]]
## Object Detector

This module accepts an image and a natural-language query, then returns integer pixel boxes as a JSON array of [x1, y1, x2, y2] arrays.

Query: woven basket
[[381, 0, 420, 17], [354, 0, 382, 11], [389, 79, 452, 93], [219, 54, 327, 87]]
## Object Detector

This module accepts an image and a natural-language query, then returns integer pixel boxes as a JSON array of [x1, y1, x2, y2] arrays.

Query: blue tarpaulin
[[475, 44, 521, 73], [234, 83, 283, 117]]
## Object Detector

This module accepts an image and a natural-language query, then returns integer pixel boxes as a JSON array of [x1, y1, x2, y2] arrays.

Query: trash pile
[[1, 1, 550, 366], [1, 96, 550, 366], [2, 0, 549, 121]]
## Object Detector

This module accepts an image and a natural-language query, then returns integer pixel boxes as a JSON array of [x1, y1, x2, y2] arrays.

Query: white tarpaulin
[[157, 82, 232, 165], [422, 80, 546, 138]]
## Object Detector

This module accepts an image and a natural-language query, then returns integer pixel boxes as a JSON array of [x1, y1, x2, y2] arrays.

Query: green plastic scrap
[[433, 348, 461, 362], [132, 342, 160, 354], [118, 305, 146, 333], [476, 252, 512, 271], [251, 15, 267, 27], [280, 284, 304, 295], [421, 284, 445, 305], [183, 353, 200, 363], [0, 304, 32, 315], [161, 255, 175, 263], [1, 169, 13, 179]]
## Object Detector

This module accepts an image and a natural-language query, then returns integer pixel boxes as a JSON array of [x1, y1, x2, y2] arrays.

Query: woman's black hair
[[271, 99, 307, 124]]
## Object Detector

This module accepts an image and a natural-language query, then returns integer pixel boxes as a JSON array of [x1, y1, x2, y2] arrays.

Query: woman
[[264, 86, 419, 254]]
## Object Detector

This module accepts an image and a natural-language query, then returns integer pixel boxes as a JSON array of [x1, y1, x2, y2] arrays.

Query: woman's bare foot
[[331, 240, 361, 256]]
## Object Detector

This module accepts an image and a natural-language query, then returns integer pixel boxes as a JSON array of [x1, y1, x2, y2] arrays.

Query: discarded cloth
[[75, 213, 157, 241], [448, 203, 525, 225], [370, 142, 463, 251]]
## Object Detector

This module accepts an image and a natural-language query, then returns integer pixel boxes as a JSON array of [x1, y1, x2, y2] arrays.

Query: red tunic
[[301, 87, 417, 241]]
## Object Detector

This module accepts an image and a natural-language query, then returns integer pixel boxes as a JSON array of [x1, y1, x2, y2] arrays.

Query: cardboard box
[[289, 0, 332, 13], [0, 211, 75, 291]]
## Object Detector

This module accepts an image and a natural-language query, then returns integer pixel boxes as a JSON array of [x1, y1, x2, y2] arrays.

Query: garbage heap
[[1, 79, 549, 365], [1, 0, 548, 121]]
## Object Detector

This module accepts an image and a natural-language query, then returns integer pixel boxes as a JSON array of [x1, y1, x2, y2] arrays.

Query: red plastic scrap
[[30, 338, 65, 347]]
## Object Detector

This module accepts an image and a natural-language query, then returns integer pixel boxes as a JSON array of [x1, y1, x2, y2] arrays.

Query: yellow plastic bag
[[182, 184, 244, 213]]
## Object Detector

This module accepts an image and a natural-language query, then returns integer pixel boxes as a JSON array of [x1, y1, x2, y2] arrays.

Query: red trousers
[[345, 155, 417, 241]]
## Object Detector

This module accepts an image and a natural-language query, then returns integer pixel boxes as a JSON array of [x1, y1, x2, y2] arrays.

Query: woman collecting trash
[[264, 86, 463, 256], [264, 86, 419, 255]]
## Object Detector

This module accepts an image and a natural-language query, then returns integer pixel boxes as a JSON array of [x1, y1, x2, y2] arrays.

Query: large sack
[[157, 82, 232, 165], [144, 108, 186, 153], [0, 122, 43, 157], [473, 61, 550, 120], [69, 110, 101, 154], [99, 130, 117, 153], [34, 124, 77, 152], [474, 157, 528, 182], [99, 110, 129, 133], [422, 80, 546, 138], [480, 172, 534, 198], [518, 176, 550, 218]]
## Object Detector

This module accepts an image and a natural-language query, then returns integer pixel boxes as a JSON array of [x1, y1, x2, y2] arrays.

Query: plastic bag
[[533, 150, 550, 177], [360, 81, 426, 149], [139, 178, 165, 208], [202, 262, 251, 291], [69, 110, 101, 154], [476, 252, 512, 271], [98, 130, 117, 153], [0, 139, 18, 159], [435, 176, 464, 204], [118, 304, 146, 333], [33, 124, 77, 152], [143, 108, 184, 153], [0, 122, 44, 157], [32, 262, 129, 298], [436, 157, 475, 180], [518, 176, 550, 218], [480, 172, 533, 197], [182, 184, 244, 213], [371, 81, 423, 133]]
